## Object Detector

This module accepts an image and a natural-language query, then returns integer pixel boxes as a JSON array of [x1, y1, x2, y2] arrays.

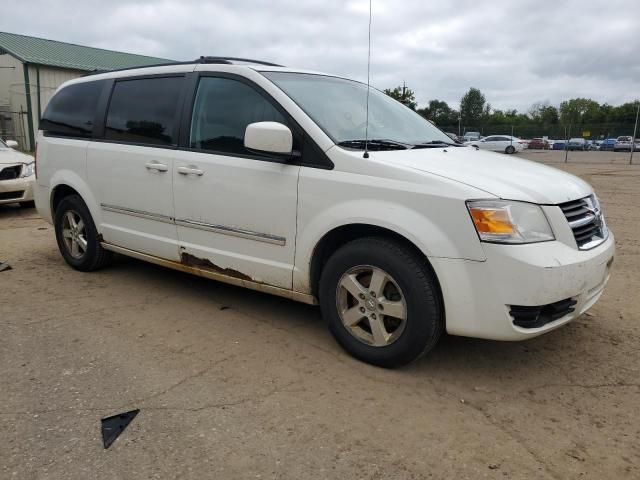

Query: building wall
[[0, 52, 83, 150], [0, 53, 26, 147]]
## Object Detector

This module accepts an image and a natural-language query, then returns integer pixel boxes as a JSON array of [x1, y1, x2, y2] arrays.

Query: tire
[[19, 200, 35, 208], [54, 194, 112, 271], [319, 237, 443, 368], [505, 145, 515, 154]]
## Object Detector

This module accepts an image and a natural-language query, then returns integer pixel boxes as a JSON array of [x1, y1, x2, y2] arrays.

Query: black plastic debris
[[101, 409, 139, 449], [0, 262, 11, 272]]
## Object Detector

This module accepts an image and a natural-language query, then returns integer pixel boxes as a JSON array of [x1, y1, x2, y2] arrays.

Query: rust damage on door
[[180, 252, 253, 282]]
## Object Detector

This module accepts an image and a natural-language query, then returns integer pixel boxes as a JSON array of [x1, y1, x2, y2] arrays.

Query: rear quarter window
[[40, 80, 105, 138]]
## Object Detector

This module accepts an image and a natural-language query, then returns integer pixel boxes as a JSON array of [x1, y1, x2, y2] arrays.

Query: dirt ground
[[1, 150, 639, 479]]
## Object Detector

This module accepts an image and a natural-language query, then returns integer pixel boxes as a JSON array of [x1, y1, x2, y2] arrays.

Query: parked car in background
[[465, 135, 525, 154], [462, 131, 482, 142], [567, 138, 587, 151], [614, 136, 640, 152], [0, 138, 35, 207], [34, 59, 614, 367], [600, 138, 617, 151], [552, 141, 567, 150], [528, 138, 550, 150]]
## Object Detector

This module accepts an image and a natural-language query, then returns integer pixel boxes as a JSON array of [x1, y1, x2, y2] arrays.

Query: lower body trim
[[100, 242, 318, 305]]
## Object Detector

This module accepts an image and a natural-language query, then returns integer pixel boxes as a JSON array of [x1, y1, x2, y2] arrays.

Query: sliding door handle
[[145, 161, 168, 172], [177, 166, 204, 176]]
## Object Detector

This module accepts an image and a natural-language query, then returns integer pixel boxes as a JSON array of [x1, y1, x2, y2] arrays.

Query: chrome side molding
[[174, 219, 286, 246], [100, 203, 285, 246]]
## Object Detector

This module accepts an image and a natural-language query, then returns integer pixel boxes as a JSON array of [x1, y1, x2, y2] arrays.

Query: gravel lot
[[1, 150, 639, 479]]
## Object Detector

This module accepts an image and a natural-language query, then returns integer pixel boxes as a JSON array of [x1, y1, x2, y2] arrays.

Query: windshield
[[262, 72, 453, 148], [0, 139, 7, 149]]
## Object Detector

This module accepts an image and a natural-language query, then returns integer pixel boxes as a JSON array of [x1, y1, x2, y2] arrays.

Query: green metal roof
[[0, 31, 176, 72]]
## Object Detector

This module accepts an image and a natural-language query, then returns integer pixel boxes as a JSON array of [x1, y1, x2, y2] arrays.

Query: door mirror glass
[[5, 140, 18, 149], [244, 122, 293, 154]]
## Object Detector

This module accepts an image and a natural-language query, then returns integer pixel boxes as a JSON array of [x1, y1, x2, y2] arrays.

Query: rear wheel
[[54, 195, 112, 271], [319, 237, 443, 368], [505, 145, 516, 154]]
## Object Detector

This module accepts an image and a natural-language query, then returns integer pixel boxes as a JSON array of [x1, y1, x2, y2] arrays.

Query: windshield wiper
[[412, 140, 464, 149], [337, 139, 412, 151]]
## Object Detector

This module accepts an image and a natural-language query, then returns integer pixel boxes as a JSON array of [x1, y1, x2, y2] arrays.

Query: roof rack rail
[[82, 56, 283, 76], [195, 56, 283, 67]]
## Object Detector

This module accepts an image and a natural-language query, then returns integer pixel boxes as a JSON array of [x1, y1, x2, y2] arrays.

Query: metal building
[[0, 31, 174, 151]]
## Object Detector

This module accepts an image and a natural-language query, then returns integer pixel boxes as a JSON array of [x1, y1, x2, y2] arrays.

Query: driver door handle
[[177, 166, 204, 176]]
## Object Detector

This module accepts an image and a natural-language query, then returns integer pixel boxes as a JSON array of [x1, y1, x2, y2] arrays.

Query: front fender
[[293, 198, 486, 293]]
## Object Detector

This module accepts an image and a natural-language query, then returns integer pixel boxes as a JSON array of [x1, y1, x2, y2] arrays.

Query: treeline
[[383, 85, 639, 137]]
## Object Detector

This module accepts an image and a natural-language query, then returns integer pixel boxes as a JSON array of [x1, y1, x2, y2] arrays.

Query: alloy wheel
[[336, 265, 407, 347], [61, 210, 87, 259]]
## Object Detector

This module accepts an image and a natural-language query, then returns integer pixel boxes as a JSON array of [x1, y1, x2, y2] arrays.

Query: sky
[[1, 0, 639, 112]]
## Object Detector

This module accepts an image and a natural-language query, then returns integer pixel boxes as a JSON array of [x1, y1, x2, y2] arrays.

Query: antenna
[[363, 0, 372, 159]]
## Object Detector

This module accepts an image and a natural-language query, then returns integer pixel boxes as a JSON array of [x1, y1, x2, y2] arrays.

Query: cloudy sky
[[2, 0, 639, 111]]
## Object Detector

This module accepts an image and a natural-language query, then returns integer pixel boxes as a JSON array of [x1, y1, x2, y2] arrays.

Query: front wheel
[[54, 195, 113, 271], [319, 237, 443, 368], [505, 145, 516, 154]]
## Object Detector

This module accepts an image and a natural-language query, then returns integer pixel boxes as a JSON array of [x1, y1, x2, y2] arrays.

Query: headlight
[[466, 200, 554, 244], [21, 162, 35, 177]]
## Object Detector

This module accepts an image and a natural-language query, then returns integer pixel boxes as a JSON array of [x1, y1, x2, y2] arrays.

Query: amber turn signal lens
[[469, 207, 514, 235]]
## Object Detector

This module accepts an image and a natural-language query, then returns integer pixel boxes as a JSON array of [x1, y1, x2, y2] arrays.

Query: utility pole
[[564, 124, 570, 163], [630, 101, 639, 165]]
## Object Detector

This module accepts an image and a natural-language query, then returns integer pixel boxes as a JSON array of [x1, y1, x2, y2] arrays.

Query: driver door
[[172, 75, 300, 289]]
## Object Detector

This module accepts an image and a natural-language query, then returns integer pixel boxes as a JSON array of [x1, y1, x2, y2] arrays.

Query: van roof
[[62, 57, 342, 88]]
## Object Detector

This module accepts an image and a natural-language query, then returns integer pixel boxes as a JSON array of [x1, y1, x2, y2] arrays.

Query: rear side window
[[190, 77, 287, 155], [40, 81, 104, 138], [105, 76, 183, 146]]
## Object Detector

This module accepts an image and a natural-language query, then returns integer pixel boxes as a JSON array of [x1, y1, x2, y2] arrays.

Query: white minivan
[[34, 58, 614, 367]]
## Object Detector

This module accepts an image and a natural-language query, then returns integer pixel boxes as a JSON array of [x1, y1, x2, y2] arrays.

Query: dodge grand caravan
[[34, 57, 615, 367]]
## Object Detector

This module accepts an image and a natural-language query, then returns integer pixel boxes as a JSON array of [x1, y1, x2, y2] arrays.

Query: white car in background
[[465, 135, 525, 154], [0, 138, 35, 207]]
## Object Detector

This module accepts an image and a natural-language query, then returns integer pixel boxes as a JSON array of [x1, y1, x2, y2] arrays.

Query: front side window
[[190, 77, 287, 155], [262, 72, 452, 148], [40, 80, 104, 138], [105, 77, 183, 146]]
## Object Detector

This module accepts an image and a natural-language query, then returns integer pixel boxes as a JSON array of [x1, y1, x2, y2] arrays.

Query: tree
[[460, 87, 486, 125], [383, 84, 417, 110], [559, 98, 601, 124], [418, 99, 455, 125], [539, 106, 559, 125]]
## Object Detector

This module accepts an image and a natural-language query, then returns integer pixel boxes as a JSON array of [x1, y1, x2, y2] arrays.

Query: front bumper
[[0, 176, 34, 205], [431, 232, 615, 340]]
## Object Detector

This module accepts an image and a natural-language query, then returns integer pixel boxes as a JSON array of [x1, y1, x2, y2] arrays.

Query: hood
[[0, 148, 33, 165], [371, 146, 592, 204]]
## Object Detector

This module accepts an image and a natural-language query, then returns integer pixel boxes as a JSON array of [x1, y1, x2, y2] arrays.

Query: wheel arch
[[48, 171, 102, 227], [307, 223, 444, 309]]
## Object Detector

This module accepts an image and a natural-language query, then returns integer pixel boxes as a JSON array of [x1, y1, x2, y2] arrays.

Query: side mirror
[[5, 140, 18, 149], [244, 122, 292, 155]]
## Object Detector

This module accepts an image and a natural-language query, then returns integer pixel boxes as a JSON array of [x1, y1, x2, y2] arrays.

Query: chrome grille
[[0, 165, 21, 181], [559, 195, 607, 249]]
